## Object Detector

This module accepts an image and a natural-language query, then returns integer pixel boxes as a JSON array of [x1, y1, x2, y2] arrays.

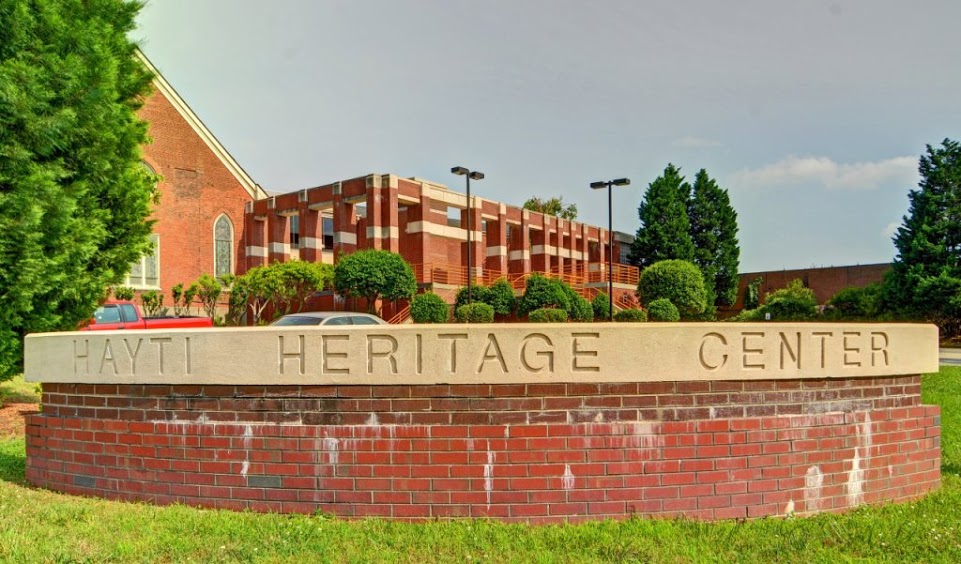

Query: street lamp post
[[590, 178, 630, 320], [451, 166, 485, 304]]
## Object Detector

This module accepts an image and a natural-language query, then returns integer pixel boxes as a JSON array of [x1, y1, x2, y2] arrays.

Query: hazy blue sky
[[135, 1, 961, 272]]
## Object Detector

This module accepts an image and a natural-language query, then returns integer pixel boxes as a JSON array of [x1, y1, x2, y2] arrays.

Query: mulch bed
[[0, 402, 37, 440]]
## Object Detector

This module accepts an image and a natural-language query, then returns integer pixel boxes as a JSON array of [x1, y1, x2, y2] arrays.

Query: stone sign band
[[25, 323, 938, 385]]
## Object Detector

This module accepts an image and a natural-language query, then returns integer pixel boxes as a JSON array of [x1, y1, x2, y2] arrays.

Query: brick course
[[26, 376, 939, 523]]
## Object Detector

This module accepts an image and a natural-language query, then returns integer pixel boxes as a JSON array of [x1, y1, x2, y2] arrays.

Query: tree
[[523, 196, 577, 220], [637, 259, 707, 319], [271, 260, 334, 315], [0, 0, 156, 379], [687, 169, 740, 309], [882, 139, 961, 334], [629, 164, 695, 269], [333, 250, 416, 314]]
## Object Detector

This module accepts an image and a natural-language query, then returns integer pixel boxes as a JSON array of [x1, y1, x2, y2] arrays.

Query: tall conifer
[[628, 164, 695, 269], [688, 169, 740, 308]]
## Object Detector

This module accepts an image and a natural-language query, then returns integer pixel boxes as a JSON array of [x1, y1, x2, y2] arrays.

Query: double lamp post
[[451, 166, 484, 304]]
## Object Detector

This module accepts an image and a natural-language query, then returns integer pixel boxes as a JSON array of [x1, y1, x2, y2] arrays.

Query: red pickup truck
[[81, 301, 213, 331]]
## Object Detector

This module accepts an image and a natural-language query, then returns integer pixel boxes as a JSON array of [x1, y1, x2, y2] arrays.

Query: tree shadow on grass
[[0, 440, 27, 485]]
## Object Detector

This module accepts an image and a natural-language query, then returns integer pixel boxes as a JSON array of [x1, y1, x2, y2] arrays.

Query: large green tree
[[882, 139, 961, 334], [628, 164, 695, 269], [0, 0, 156, 379], [687, 169, 740, 309]]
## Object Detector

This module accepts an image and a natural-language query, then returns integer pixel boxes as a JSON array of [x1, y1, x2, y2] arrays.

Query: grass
[[0, 374, 40, 405], [0, 370, 959, 562]]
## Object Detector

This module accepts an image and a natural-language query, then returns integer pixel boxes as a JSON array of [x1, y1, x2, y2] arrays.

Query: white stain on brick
[[804, 465, 824, 512], [484, 450, 494, 506], [846, 413, 873, 507], [709, 406, 717, 419], [324, 437, 340, 465], [562, 465, 575, 490], [240, 425, 253, 477], [366, 413, 379, 426]]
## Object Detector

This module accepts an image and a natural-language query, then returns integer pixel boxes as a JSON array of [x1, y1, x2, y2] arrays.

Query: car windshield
[[270, 315, 324, 326]]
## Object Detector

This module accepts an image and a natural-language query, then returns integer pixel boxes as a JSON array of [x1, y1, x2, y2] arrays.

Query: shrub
[[453, 284, 491, 311], [193, 274, 222, 319], [518, 274, 571, 317], [140, 290, 166, 317], [827, 283, 882, 318], [455, 302, 494, 323], [638, 259, 707, 319], [614, 308, 648, 322], [591, 292, 611, 321], [744, 276, 763, 310], [528, 308, 569, 323], [112, 286, 135, 301], [570, 295, 594, 322], [758, 279, 818, 320], [485, 278, 517, 317], [410, 292, 450, 323], [647, 298, 680, 322]]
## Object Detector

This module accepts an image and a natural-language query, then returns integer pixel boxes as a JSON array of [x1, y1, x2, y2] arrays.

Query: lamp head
[[612, 178, 630, 186], [468, 171, 485, 181], [590, 181, 607, 190], [451, 166, 468, 176]]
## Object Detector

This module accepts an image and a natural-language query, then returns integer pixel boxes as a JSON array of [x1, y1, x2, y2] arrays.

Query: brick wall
[[26, 377, 939, 522], [735, 264, 892, 308]]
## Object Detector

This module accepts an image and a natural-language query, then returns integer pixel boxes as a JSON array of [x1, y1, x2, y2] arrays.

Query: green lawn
[[1, 370, 960, 563]]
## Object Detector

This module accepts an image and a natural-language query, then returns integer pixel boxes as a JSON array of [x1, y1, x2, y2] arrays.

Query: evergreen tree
[[687, 169, 740, 308], [0, 0, 156, 379], [628, 164, 695, 268], [882, 139, 961, 332]]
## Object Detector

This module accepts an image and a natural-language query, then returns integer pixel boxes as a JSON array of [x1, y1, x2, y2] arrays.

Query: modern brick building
[[244, 174, 639, 316]]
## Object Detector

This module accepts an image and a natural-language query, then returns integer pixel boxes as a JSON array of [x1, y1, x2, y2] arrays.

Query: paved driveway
[[941, 348, 961, 366]]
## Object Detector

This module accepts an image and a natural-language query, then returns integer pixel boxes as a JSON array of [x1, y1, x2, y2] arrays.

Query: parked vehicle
[[270, 311, 387, 326], [81, 301, 213, 331]]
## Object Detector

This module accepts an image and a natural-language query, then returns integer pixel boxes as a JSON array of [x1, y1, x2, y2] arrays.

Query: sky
[[134, 0, 961, 273]]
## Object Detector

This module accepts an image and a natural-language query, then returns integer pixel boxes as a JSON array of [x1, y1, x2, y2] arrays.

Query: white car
[[269, 311, 387, 326]]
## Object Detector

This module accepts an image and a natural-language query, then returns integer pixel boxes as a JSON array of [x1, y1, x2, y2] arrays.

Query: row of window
[[125, 215, 234, 290], [289, 215, 335, 250]]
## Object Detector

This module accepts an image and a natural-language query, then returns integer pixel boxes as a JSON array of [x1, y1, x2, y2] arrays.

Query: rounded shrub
[[410, 292, 450, 323], [759, 279, 818, 320], [647, 298, 680, 322], [638, 259, 707, 319], [455, 302, 495, 323], [591, 292, 611, 321], [453, 284, 491, 311], [613, 308, 648, 322], [528, 308, 569, 323], [518, 274, 571, 317]]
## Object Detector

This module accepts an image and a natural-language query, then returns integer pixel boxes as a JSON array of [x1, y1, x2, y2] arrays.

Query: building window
[[214, 214, 233, 278], [125, 234, 160, 288], [322, 216, 334, 249], [289, 215, 300, 249]]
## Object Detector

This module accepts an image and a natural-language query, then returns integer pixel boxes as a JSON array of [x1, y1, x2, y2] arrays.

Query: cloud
[[731, 155, 917, 191], [882, 221, 900, 238], [672, 136, 721, 149]]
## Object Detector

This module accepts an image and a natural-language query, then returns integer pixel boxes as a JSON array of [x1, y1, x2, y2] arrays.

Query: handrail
[[387, 305, 411, 325]]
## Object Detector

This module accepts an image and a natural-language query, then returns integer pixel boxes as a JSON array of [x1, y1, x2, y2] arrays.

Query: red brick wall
[[138, 91, 256, 305], [26, 376, 939, 522], [735, 264, 892, 309]]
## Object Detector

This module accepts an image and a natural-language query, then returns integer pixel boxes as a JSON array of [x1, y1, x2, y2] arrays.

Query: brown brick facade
[[26, 377, 939, 522]]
